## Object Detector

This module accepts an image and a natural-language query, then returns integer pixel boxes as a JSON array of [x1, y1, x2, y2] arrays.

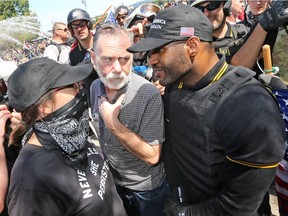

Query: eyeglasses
[[58, 28, 68, 32], [195, 1, 223, 13], [70, 20, 87, 30]]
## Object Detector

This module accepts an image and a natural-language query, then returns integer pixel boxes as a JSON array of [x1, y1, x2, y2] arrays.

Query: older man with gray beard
[[89, 23, 169, 216]]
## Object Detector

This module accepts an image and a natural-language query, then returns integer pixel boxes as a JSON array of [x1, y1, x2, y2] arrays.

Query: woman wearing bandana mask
[[4, 58, 126, 216]]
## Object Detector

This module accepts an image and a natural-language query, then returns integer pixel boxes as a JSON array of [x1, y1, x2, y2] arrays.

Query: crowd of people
[[0, 39, 48, 64], [1, 0, 288, 216]]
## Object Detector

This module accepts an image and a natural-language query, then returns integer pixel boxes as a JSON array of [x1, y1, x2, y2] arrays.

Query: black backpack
[[47, 42, 62, 61]]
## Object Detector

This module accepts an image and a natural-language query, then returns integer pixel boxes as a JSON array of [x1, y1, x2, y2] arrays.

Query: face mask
[[33, 88, 90, 170]]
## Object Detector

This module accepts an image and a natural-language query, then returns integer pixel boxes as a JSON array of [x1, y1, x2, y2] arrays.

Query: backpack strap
[[209, 66, 255, 103], [47, 42, 62, 61]]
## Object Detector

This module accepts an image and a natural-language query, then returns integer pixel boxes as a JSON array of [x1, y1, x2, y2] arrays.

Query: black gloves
[[164, 198, 188, 216], [259, 74, 288, 90], [259, 0, 288, 32]]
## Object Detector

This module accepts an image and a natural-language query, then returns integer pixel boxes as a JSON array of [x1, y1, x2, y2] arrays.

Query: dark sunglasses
[[195, 1, 223, 13], [58, 28, 68, 32], [70, 20, 87, 30]]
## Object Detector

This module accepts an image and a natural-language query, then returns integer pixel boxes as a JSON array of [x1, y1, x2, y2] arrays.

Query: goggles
[[70, 20, 87, 30]]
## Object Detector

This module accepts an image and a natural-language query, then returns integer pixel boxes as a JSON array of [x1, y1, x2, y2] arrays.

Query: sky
[[29, 0, 147, 32]]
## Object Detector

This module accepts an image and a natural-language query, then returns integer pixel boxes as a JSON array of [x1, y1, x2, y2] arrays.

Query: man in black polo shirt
[[127, 5, 286, 216]]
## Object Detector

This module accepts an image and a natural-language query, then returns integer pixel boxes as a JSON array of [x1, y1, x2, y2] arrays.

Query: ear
[[186, 36, 200, 57], [38, 99, 53, 117], [89, 50, 95, 61], [89, 50, 97, 68]]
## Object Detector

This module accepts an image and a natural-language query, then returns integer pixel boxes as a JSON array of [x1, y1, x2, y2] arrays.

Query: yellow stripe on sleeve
[[226, 156, 279, 169]]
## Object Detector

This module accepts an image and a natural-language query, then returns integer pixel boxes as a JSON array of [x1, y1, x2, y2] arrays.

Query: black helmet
[[67, 8, 92, 29], [115, 5, 130, 19]]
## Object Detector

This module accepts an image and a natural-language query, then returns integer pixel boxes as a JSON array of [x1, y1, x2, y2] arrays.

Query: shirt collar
[[180, 55, 228, 91]]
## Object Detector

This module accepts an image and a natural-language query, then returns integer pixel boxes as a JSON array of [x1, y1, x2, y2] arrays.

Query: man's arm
[[230, 23, 267, 69], [231, 0, 288, 69], [166, 163, 276, 216], [166, 84, 286, 215], [0, 105, 11, 213], [99, 94, 163, 165], [0, 138, 8, 214]]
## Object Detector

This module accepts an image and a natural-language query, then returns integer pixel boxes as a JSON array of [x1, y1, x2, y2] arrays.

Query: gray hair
[[93, 23, 133, 52]]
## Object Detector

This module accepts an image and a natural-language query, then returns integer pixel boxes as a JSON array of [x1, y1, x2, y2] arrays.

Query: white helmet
[[124, 3, 160, 28]]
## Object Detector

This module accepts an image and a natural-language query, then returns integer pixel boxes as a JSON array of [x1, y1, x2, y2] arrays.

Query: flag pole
[[93, 5, 112, 29]]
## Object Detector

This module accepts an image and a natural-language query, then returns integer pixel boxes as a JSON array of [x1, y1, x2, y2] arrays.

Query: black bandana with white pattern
[[33, 88, 90, 170]]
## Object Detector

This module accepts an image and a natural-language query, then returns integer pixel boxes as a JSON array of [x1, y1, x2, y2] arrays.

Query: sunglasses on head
[[195, 1, 223, 13], [70, 20, 87, 30]]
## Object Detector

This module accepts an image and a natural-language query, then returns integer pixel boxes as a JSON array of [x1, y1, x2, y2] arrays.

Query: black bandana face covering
[[32, 88, 90, 170]]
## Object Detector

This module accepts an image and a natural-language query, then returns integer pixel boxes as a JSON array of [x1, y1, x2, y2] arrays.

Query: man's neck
[[104, 87, 119, 103], [213, 22, 228, 39], [52, 37, 66, 44], [79, 34, 93, 50]]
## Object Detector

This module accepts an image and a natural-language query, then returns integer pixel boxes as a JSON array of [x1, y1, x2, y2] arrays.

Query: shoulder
[[230, 22, 250, 38], [70, 41, 79, 52], [90, 79, 101, 92], [43, 44, 59, 53], [11, 145, 72, 189], [129, 73, 159, 96], [216, 72, 285, 159]]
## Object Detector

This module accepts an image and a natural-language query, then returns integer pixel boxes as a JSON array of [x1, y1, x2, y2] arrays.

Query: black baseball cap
[[8, 58, 93, 112], [127, 5, 213, 53]]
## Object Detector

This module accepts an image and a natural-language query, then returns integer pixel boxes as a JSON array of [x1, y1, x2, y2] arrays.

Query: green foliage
[[0, 0, 41, 53], [152, 0, 167, 6], [0, 0, 30, 20]]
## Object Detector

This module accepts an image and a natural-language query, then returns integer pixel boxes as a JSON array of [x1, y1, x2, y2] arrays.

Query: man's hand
[[10, 110, 21, 130], [259, 74, 287, 90], [164, 198, 188, 216], [98, 94, 125, 130], [0, 105, 11, 140], [152, 80, 165, 96], [259, 0, 288, 32]]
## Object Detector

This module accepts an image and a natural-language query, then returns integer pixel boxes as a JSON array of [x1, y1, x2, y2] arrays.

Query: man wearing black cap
[[127, 5, 286, 216], [191, 0, 288, 77], [191, 0, 249, 63]]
